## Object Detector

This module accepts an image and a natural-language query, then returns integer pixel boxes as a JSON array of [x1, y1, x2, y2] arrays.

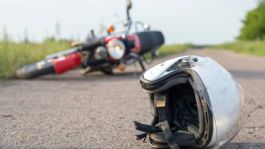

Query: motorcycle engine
[[95, 46, 108, 59]]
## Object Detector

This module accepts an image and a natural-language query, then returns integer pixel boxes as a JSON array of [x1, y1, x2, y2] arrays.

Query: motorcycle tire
[[16, 60, 55, 79]]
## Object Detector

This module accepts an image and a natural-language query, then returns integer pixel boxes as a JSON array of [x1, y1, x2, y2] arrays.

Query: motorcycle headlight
[[106, 39, 126, 60]]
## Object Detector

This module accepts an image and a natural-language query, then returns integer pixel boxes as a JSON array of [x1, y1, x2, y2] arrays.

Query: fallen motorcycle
[[16, 0, 164, 79]]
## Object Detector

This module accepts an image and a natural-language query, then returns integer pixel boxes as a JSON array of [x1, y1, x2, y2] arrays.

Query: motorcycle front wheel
[[16, 60, 55, 79]]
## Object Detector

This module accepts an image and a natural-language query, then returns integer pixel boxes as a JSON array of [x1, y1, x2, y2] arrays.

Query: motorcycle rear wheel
[[16, 60, 55, 79]]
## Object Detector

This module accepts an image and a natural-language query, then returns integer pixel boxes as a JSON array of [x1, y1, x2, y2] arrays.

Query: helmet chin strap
[[134, 93, 196, 149], [155, 94, 179, 149], [158, 121, 180, 149]]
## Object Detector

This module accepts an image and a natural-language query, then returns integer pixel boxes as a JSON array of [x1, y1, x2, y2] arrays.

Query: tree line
[[238, 0, 265, 40]]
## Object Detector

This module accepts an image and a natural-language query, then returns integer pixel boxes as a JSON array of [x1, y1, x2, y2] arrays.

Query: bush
[[210, 40, 265, 56], [159, 44, 193, 56], [238, 1, 265, 40]]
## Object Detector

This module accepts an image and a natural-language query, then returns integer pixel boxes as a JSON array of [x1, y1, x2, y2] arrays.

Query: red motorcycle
[[16, 0, 164, 79]]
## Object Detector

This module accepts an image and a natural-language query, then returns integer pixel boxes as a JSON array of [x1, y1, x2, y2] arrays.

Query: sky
[[0, 0, 257, 44]]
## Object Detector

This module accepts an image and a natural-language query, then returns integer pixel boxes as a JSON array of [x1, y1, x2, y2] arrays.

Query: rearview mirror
[[127, 0, 132, 10]]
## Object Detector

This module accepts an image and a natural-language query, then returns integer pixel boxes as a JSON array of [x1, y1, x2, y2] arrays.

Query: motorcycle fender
[[52, 53, 81, 74], [126, 34, 141, 53]]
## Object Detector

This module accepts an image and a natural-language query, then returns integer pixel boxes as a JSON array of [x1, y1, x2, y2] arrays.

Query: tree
[[23, 28, 29, 43], [55, 22, 61, 40], [258, 0, 265, 5], [2, 26, 9, 42], [238, 0, 265, 40]]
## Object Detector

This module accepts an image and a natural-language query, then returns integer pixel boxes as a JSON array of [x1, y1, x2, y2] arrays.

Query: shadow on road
[[38, 71, 143, 82], [229, 70, 265, 79], [29, 69, 265, 82], [221, 142, 265, 149]]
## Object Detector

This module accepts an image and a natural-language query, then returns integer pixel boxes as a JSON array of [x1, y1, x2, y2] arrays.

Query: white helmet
[[134, 55, 245, 149]]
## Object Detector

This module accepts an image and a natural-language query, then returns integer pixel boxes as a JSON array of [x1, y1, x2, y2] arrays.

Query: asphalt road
[[0, 49, 265, 149]]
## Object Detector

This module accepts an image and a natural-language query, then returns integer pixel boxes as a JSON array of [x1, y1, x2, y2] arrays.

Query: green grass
[[0, 41, 70, 79], [0, 41, 192, 79], [159, 44, 193, 56], [209, 40, 265, 56]]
